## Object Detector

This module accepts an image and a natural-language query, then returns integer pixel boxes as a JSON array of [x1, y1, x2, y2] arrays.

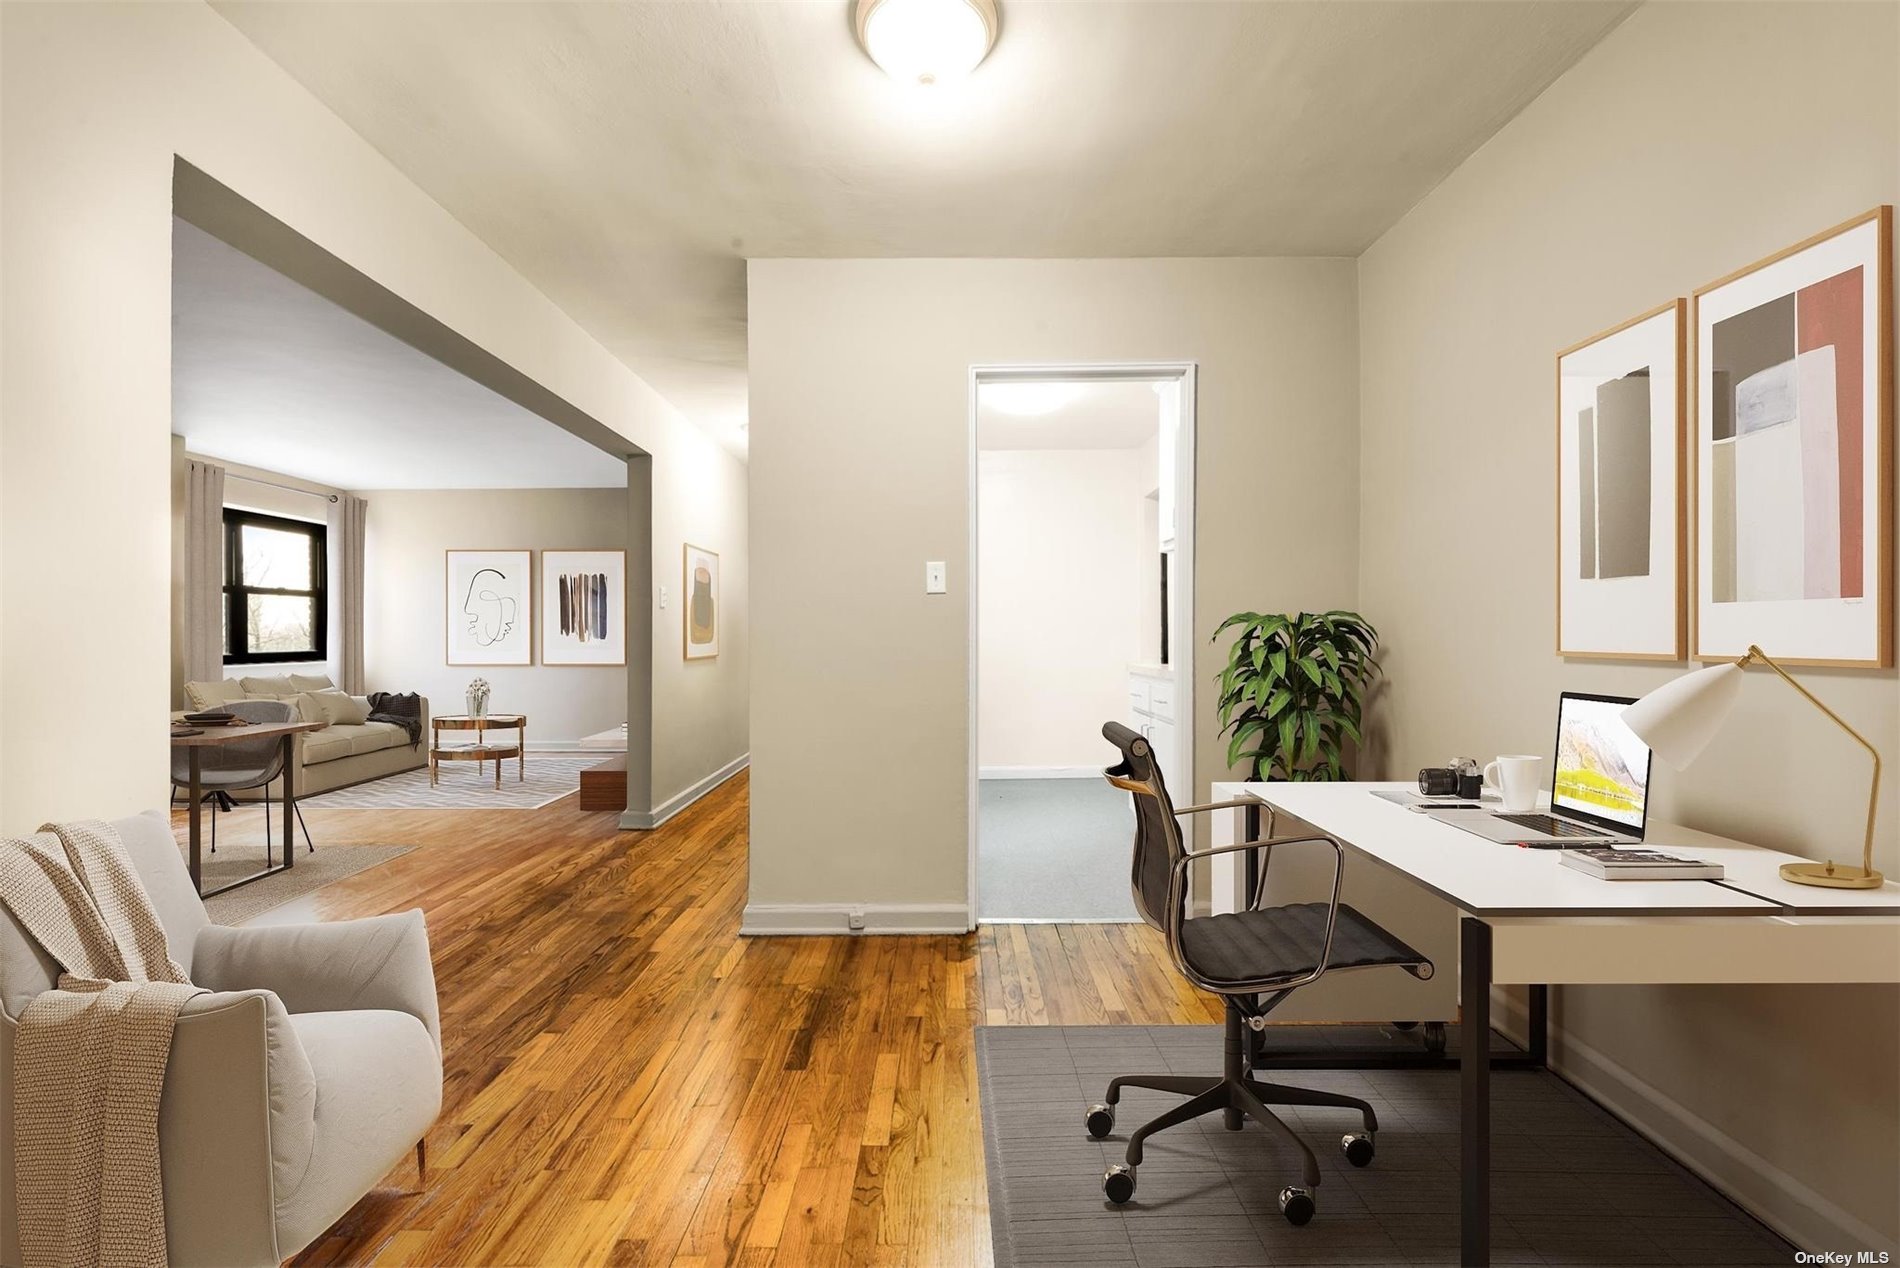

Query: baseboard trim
[[618, 752, 748, 831], [977, 765, 1100, 780], [739, 902, 971, 936], [975, 916, 1145, 925], [1496, 993, 1888, 1252]]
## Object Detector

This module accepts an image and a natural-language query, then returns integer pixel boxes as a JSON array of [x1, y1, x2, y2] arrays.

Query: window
[[223, 508, 327, 664]]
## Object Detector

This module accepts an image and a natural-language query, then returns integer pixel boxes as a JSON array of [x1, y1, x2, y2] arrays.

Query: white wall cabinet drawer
[[1145, 679, 1174, 722]]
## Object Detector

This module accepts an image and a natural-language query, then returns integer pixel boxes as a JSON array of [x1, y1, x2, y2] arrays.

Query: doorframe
[[965, 361, 1198, 928]]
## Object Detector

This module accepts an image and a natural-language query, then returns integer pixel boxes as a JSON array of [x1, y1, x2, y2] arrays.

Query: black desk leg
[[188, 749, 204, 894], [1527, 983, 1548, 1068], [1461, 917, 1491, 1266], [282, 736, 296, 872]]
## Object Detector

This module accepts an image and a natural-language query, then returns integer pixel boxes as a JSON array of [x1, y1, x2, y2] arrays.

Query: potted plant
[[1213, 610, 1378, 781]]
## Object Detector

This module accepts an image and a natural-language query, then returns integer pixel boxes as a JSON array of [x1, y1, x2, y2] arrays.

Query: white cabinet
[[1128, 668, 1178, 794]]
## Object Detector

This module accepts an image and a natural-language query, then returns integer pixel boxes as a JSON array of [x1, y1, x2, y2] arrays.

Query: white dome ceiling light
[[855, 0, 999, 87]]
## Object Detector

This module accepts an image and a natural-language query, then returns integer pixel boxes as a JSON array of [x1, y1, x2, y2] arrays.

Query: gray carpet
[[978, 1025, 1790, 1267], [979, 779, 1140, 922]]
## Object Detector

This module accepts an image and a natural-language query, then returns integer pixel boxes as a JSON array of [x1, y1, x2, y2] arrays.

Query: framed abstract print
[[1694, 207, 1893, 666], [447, 549, 531, 666], [1557, 299, 1687, 659], [683, 543, 719, 660], [541, 549, 627, 666]]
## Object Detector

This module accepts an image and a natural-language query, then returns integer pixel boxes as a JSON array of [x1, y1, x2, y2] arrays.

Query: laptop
[[1427, 692, 1651, 846]]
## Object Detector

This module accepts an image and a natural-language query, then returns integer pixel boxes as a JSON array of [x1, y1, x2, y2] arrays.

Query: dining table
[[170, 719, 327, 897]]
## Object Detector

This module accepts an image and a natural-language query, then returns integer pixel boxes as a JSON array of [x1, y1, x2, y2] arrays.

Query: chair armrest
[[191, 910, 441, 1052], [1172, 797, 1266, 817], [1164, 834, 1346, 995]]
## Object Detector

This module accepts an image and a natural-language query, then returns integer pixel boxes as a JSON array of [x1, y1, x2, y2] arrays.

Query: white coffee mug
[[1483, 755, 1543, 813]]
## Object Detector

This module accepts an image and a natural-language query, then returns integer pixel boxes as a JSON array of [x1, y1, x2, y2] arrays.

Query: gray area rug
[[979, 779, 1140, 922], [195, 841, 415, 925], [299, 753, 594, 810], [978, 1025, 1790, 1267]]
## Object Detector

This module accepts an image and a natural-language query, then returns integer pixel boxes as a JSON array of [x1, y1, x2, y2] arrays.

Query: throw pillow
[[184, 679, 246, 711], [239, 675, 296, 697], [289, 672, 337, 693], [313, 690, 370, 726], [278, 692, 329, 729]]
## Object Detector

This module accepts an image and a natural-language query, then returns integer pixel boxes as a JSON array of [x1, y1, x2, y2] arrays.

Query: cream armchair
[[0, 810, 441, 1267]]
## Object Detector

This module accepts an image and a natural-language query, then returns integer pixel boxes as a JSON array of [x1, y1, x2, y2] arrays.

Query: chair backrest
[[1101, 720, 1185, 931], [0, 811, 209, 1019], [171, 699, 295, 785]]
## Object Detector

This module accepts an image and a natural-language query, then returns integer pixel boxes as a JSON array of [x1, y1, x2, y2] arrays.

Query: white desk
[[1211, 780, 1900, 1265]]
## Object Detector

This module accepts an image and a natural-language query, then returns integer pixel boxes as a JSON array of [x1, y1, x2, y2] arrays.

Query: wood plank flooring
[[175, 772, 1217, 1267]]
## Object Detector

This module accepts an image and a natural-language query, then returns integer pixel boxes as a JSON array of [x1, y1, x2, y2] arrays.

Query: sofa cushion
[[311, 690, 370, 727], [239, 675, 296, 697], [301, 732, 354, 765], [184, 679, 247, 711], [289, 673, 336, 693], [254, 691, 329, 729]]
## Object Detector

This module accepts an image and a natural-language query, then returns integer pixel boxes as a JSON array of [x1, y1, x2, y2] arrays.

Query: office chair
[[1086, 721, 1434, 1225]]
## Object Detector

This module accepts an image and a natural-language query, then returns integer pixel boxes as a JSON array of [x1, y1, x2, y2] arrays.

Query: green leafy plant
[[1213, 611, 1379, 781]]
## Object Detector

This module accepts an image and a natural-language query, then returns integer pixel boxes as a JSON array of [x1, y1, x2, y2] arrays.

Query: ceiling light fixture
[[855, 0, 998, 87], [982, 382, 1082, 417]]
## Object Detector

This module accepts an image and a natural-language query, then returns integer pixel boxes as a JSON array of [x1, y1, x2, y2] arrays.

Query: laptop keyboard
[[1495, 813, 1606, 839]]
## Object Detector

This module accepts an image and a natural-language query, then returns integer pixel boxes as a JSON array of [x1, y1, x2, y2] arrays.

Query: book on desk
[[1560, 847, 1723, 881]]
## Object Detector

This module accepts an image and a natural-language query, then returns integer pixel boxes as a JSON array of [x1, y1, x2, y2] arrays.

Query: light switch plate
[[925, 561, 947, 594], [658, 584, 668, 609]]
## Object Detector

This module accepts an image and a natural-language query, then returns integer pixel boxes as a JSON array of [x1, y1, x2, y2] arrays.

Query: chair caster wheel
[[1278, 1185, 1315, 1226], [1084, 1103, 1115, 1139], [1342, 1132, 1374, 1167], [1103, 1164, 1136, 1205]]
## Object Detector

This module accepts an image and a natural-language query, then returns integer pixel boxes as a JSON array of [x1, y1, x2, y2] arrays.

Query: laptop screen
[[1551, 692, 1652, 834]]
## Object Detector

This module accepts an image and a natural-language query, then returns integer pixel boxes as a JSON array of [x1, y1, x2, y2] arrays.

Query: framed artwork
[[446, 549, 531, 666], [683, 543, 719, 660], [541, 549, 627, 666], [1556, 299, 1687, 659], [1694, 207, 1893, 667]]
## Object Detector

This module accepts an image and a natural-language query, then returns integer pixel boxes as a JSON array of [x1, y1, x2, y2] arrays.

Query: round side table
[[430, 714, 526, 786]]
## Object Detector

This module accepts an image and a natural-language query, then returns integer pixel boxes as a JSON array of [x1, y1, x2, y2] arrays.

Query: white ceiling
[[172, 219, 630, 490], [978, 380, 1160, 451], [211, 1, 1633, 451]]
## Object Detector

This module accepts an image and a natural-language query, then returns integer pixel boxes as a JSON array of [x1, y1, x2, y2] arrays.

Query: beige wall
[[362, 488, 628, 743], [0, 2, 747, 829], [1357, 1, 1898, 1248], [747, 258, 1359, 925], [977, 447, 1146, 771]]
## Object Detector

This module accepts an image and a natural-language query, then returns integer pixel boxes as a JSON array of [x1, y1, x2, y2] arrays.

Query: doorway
[[968, 364, 1195, 923]]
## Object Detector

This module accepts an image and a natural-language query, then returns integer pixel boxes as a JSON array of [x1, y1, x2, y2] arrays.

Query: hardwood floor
[[175, 772, 1217, 1267]]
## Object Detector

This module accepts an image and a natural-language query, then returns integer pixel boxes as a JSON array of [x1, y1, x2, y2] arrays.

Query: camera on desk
[[1418, 757, 1483, 800]]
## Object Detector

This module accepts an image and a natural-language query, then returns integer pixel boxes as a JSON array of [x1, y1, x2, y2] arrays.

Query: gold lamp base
[[1779, 861, 1886, 890]]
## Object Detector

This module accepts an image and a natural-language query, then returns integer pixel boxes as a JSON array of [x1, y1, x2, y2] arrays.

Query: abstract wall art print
[[1695, 207, 1893, 666], [1557, 299, 1686, 659], [541, 549, 626, 666], [446, 549, 531, 666], [684, 544, 719, 661]]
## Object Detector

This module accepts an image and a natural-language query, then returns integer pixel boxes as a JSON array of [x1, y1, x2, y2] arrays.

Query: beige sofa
[[0, 810, 442, 1266], [180, 674, 427, 799]]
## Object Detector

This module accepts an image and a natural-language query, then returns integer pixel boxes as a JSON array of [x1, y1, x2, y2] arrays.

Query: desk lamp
[[1622, 644, 1885, 890]]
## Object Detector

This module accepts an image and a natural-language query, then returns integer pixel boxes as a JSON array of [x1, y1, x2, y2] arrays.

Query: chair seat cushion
[[1178, 903, 1430, 986], [277, 1009, 441, 1254]]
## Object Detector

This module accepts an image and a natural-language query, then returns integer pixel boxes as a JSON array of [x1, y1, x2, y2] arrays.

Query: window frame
[[222, 507, 328, 665]]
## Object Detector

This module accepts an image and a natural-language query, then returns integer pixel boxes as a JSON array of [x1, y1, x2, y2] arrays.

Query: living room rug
[[299, 753, 595, 811], [194, 842, 415, 926], [977, 1025, 1790, 1268]]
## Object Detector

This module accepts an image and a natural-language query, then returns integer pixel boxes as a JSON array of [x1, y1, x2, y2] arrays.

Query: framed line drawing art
[[1694, 206, 1893, 667], [1556, 299, 1687, 659], [447, 549, 531, 666], [541, 549, 627, 666], [684, 543, 719, 660]]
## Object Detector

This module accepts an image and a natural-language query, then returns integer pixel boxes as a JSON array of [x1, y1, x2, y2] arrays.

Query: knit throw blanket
[[367, 690, 424, 747], [0, 821, 204, 1268]]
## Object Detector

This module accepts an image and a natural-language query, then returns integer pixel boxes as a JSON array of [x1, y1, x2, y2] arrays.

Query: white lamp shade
[[1621, 662, 1744, 769]]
